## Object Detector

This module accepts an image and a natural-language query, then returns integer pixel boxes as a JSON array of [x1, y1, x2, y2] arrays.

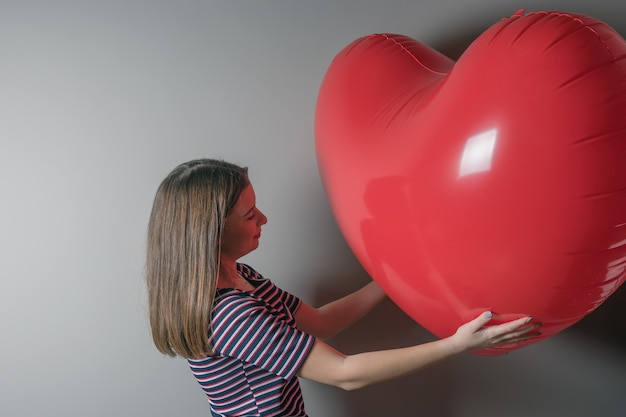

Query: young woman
[[146, 158, 540, 417]]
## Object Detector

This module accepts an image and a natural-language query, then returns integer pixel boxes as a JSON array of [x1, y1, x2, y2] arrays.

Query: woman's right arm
[[298, 312, 539, 391]]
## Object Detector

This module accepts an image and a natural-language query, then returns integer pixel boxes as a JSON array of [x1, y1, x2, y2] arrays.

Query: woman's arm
[[295, 281, 386, 339], [298, 312, 540, 391]]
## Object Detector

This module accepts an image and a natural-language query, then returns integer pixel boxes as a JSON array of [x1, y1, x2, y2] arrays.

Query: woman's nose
[[258, 210, 268, 225]]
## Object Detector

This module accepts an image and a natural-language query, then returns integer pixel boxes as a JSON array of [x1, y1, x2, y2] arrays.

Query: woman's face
[[220, 183, 267, 261]]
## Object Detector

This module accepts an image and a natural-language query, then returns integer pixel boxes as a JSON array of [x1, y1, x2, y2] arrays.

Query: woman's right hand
[[448, 311, 541, 354]]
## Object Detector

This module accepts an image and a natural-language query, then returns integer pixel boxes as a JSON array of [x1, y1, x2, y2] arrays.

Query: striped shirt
[[188, 264, 315, 417]]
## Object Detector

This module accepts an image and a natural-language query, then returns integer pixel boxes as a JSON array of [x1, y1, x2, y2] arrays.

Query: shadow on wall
[[431, 6, 626, 61], [572, 283, 626, 350], [428, 8, 505, 60], [333, 300, 459, 417], [309, 255, 457, 416]]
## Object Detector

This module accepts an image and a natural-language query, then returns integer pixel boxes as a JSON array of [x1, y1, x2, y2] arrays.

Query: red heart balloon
[[315, 10, 626, 354]]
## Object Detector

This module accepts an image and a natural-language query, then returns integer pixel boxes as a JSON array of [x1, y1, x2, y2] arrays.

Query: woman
[[146, 158, 540, 417]]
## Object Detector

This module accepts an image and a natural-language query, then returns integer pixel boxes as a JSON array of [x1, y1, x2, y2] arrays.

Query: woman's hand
[[448, 312, 541, 354], [299, 310, 541, 391]]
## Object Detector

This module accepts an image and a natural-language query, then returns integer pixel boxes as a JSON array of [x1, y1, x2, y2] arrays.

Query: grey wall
[[1, 1, 625, 416]]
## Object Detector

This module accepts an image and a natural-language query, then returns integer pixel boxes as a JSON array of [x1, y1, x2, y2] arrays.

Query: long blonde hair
[[146, 159, 248, 358]]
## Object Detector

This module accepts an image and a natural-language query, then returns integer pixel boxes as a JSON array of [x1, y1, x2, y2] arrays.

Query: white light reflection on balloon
[[458, 128, 497, 178]]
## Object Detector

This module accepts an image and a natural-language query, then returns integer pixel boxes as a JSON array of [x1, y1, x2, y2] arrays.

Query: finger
[[492, 330, 543, 347], [493, 326, 542, 343], [480, 318, 535, 343], [491, 316, 534, 335], [470, 311, 494, 331], [498, 321, 541, 339], [508, 324, 542, 340]]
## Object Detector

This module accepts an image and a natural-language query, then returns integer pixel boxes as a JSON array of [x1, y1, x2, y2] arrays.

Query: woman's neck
[[217, 259, 254, 291]]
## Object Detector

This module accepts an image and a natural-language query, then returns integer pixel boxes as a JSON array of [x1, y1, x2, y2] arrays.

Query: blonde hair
[[146, 159, 248, 358]]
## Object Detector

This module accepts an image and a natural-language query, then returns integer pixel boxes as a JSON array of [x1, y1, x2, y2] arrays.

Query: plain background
[[2, 1, 625, 416]]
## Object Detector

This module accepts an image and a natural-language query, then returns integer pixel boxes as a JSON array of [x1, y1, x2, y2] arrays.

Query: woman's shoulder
[[236, 263, 267, 283], [213, 287, 261, 315], [237, 264, 286, 298], [215, 264, 269, 302]]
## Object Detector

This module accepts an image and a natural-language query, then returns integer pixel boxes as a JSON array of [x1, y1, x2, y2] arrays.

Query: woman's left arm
[[295, 281, 386, 340]]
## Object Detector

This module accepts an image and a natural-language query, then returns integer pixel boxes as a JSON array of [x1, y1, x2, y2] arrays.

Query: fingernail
[[485, 311, 493, 319], [525, 317, 533, 323]]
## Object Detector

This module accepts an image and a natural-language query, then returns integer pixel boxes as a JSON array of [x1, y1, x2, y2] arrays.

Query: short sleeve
[[210, 294, 315, 380]]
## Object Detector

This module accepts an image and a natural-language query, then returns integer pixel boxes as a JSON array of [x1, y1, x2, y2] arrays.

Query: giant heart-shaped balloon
[[315, 10, 626, 354]]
